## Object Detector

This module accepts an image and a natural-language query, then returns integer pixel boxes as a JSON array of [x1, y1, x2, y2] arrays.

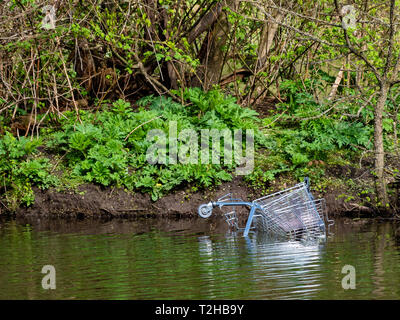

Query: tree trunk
[[374, 82, 389, 207], [327, 64, 344, 101], [257, 12, 282, 69], [194, 0, 238, 90]]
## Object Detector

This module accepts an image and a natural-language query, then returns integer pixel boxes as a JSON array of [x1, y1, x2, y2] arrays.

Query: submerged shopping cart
[[198, 178, 333, 239]]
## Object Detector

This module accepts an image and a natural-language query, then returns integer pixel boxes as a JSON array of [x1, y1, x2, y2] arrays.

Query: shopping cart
[[198, 178, 333, 239]]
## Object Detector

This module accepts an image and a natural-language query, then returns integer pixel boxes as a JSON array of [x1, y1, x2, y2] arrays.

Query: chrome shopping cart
[[198, 178, 333, 239]]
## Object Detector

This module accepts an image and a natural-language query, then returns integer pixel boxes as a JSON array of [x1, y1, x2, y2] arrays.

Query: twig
[[124, 115, 163, 141], [57, 38, 82, 124]]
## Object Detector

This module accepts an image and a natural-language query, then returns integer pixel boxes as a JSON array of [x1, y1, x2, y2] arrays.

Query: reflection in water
[[198, 231, 326, 299], [246, 234, 325, 299], [1, 217, 400, 299]]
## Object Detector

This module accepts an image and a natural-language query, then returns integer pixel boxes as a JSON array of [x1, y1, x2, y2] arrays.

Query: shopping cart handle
[[304, 177, 310, 191]]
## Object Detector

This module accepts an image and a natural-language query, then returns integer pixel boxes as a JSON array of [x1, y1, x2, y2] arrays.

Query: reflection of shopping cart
[[198, 178, 334, 239]]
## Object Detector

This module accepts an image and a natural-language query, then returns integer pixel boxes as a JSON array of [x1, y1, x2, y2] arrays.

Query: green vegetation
[[1, 90, 264, 207], [51, 90, 260, 201], [0, 133, 57, 210], [1, 0, 400, 213], [246, 76, 373, 189]]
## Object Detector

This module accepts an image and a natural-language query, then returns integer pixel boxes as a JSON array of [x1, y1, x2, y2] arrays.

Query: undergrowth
[[0, 132, 58, 210], [0, 84, 382, 211], [244, 78, 374, 192], [1, 88, 264, 209]]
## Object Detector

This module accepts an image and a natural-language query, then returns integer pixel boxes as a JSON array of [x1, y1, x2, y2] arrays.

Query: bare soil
[[13, 177, 257, 218], [11, 172, 398, 219]]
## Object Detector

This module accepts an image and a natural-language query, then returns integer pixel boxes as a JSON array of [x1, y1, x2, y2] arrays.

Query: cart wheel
[[198, 203, 213, 218]]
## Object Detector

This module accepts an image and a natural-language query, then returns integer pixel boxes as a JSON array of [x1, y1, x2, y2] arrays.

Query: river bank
[[5, 165, 399, 219], [1, 1, 400, 224], [1, 96, 399, 218]]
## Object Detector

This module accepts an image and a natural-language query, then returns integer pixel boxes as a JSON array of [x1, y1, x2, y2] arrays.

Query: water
[[0, 216, 400, 300]]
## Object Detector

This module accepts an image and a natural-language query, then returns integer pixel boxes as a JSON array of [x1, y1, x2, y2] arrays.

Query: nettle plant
[[44, 91, 264, 200], [245, 76, 374, 188], [0, 132, 57, 209]]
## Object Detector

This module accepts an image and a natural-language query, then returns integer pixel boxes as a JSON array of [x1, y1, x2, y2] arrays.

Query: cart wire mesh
[[198, 179, 333, 240]]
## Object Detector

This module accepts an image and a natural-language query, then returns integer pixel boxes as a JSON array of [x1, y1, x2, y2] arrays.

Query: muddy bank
[[7, 175, 398, 219], [11, 177, 255, 218]]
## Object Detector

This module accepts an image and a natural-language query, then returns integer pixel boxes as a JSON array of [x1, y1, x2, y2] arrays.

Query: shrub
[[44, 90, 263, 200], [0, 132, 57, 210]]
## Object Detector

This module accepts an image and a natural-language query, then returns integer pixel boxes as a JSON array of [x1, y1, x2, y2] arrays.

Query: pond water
[[0, 216, 400, 300]]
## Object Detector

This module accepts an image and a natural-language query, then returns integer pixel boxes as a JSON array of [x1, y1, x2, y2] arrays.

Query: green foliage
[[2, 0, 399, 212], [246, 77, 374, 187], [44, 91, 261, 200], [182, 88, 259, 129], [0, 132, 57, 210]]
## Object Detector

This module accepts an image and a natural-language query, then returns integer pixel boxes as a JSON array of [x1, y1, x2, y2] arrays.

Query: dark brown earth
[[11, 172, 399, 219], [13, 176, 258, 219]]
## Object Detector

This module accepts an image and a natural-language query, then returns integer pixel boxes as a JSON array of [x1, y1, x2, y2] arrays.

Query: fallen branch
[[131, 51, 178, 101], [347, 202, 375, 214]]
